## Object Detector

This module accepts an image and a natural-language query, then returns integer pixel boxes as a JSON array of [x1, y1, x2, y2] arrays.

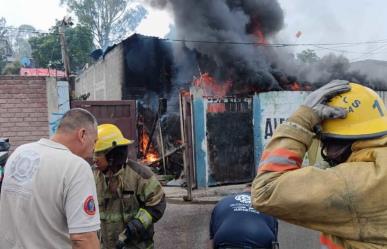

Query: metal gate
[[71, 100, 137, 159], [206, 97, 254, 185]]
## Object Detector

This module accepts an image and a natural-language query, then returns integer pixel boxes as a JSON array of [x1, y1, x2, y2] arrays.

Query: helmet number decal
[[373, 100, 385, 117], [346, 99, 361, 113]]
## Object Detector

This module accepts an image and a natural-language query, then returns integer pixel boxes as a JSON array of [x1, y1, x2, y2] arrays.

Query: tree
[[297, 49, 320, 64], [2, 61, 21, 75], [11, 25, 36, 61], [0, 17, 12, 73], [0, 56, 5, 73], [0, 17, 7, 40], [61, 0, 148, 49], [29, 24, 94, 72]]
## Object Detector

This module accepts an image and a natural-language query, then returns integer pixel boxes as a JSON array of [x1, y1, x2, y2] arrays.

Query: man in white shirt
[[0, 108, 101, 249]]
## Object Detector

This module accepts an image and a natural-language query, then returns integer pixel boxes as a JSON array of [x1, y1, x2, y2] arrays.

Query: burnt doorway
[[206, 97, 254, 185], [71, 100, 137, 159]]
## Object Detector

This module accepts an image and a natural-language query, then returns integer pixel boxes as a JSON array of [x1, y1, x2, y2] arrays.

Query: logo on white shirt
[[83, 195, 96, 216], [8, 150, 40, 184]]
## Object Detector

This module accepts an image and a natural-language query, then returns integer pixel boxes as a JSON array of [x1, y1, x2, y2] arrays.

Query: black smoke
[[144, 0, 387, 92], [146, 0, 285, 90]]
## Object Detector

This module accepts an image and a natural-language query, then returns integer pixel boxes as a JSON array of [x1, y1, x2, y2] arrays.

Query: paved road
[[155, 201, 319, 249]]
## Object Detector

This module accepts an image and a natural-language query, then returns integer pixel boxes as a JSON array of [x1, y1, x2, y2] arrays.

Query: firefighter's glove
[[115, 240, 128, 249], [125, 219, 145, 241], [303, 80, 350, 121]]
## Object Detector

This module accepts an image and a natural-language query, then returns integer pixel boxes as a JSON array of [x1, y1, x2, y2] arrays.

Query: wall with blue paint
[[191, 88, 208, 188], [192, 90, 311, 187], [47, 81, 70, 136], [252, 94, 262, 171], [192, 90, 309, 187], [253, 91, 308, 168]]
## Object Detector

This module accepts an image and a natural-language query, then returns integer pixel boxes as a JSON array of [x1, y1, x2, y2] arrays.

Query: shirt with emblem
[[0, 138, 100, 249], [210, 192, 278, 249]]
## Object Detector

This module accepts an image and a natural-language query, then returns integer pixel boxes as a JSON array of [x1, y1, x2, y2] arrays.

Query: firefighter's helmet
[[322, 83, 387, 139], [95, 124, 133, 153]]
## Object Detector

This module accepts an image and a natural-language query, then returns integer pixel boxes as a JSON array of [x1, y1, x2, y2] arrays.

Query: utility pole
[[59, 17, 73, 81]]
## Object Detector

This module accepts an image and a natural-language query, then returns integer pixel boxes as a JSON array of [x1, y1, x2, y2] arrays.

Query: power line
[[311, 45, 387, 55], [350, 44, 387, 62], [1, 26, 52, 35], [4, 25, 387, 48]]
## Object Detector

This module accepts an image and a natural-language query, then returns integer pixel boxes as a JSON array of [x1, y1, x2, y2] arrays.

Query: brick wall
[[0, 76, 49, 150]]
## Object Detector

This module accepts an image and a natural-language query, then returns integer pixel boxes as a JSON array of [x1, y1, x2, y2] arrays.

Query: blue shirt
[[210, 192, 278, 249]]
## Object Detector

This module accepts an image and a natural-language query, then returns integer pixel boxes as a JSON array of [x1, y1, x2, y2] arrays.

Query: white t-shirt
[[0, 138, 100, 249]]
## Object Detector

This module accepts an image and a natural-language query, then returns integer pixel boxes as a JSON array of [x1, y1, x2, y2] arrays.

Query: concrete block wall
[[75, 44, 124, 101], [0, 76, 49, 150]]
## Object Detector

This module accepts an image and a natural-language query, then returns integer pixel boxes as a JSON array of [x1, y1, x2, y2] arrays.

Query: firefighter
[[94, 124, 166, 249], [209, 184, 279, 249], [251, 80, 387, 249]]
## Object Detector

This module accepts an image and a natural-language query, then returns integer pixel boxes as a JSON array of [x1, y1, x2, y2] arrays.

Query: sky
[[0, 0, 387, 62]]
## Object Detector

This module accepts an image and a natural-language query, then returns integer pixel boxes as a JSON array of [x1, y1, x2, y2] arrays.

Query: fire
[[193, 73, 232, 97], [145, 152, 158, 163], [254, 29, 267, 45], [193, 73, 233, 113], [207, 103, 226, 113], [290, 82, 301, 91], [250, 18, 267, 45], [139, 130, 159, 163], [281, 81, 314, 91]]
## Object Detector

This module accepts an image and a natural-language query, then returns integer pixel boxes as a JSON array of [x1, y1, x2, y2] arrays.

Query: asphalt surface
[[154, 201, 320, 249]]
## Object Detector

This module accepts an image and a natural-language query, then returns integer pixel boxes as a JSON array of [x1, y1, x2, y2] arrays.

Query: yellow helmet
[[322, 83, 387, 140], [95, 124, 134, 153]]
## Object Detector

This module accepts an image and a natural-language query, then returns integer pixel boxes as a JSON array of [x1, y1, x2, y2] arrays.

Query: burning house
[[75, 0, 387, 188]]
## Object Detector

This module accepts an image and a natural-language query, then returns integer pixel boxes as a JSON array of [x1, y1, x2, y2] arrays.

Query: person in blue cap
[[209, 184, 279, 249]]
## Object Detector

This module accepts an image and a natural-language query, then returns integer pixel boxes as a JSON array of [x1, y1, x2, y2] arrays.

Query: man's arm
[[64, 162, 101, 245], [207, 239, 213, 249], [71, 231, 100, 249], [124, 166, 166, 241], [251, 81, 364, 238]]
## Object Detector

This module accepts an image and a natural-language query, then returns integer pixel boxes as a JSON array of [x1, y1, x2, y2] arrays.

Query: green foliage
[[2, 61, 21, 75], [29, 30, 61, 69], [29, 25, 94, 72], [67, 25, 95, 71], [297, 49, 320, 64], [0, 17, 13, 74], [0, 56, 5, 73], [0, 17, 7, 39], [61, 0, 147, 48]]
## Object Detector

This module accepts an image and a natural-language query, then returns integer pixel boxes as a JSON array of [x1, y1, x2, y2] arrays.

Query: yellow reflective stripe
[[135, 208, 153, 229], [100, 212, 125, 223], [142, 180, 161, 199]]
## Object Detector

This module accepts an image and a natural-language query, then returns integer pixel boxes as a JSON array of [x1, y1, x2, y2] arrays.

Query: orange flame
[[193, 73, 232, 97], [139, 131, 159, 163], [250, 19, 267, 45], [290, 82, 301, 91], [193, 73, 233, 113], [254, 29, 267, 45], [286, 82, 314, 91]]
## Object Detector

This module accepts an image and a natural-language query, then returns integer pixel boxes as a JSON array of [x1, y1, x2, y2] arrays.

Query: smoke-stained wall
[[122, 34, 174, 99]]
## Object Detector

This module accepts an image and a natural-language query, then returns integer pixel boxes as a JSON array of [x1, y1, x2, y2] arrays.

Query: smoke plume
[[146, 0, 284, 90], [143, 0, 386, 93]]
